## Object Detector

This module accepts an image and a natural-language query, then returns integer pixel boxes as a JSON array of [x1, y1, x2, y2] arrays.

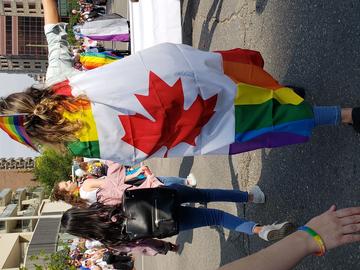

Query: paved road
[[114, 1, 360, 269]]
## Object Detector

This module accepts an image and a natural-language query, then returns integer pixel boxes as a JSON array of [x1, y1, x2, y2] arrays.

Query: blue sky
[[0, 73, 39, 158]]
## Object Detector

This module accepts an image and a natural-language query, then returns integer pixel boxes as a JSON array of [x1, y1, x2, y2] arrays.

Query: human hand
[[304, 205, 360, 253], [140, 166, 152, 176]]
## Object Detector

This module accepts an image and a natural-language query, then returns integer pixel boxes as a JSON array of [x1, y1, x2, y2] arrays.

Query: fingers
[[339, 214, 360, 226], [339, 234, 360, 245], [335, 207, 360, 218], [342, 223, 360, 234], [328, 204, 337, 212]]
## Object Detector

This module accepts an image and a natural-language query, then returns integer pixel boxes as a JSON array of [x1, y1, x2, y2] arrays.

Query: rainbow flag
[[217, 49, 314, 153], [50, 44, 314, 165], [0, 114, 38, 151], [80, 51, 123, 70]]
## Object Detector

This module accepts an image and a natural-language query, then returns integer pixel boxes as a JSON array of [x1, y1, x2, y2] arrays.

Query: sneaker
[[249, 185, 265, 204], [258, 221, 295, 241], [186, 173, 197, 187], [285, 85, 306, 99]]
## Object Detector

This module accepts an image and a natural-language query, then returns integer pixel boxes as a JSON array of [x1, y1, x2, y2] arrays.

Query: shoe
[[258, 222, 295, 241], [286, 85, 306, 99], [351, 107, 360, 133], [186, 173, 197, 187], [249, 185, 265, 204]]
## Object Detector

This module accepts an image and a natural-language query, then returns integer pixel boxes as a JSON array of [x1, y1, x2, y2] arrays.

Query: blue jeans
[[157, 176, 187, 186], [169, 184, 256, 235], [313, 106, 341, 126]]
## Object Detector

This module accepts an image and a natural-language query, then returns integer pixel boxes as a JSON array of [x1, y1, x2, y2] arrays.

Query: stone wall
[[0, 170, 37, 190]]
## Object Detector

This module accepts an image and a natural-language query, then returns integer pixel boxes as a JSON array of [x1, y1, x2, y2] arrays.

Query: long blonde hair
[[0, 87, 84, 146]]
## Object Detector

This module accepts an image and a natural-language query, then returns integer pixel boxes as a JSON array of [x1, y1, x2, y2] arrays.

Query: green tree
[[22, 246, 76, 270], [67, 0, 80, 45], [34, 149, 73, 191]]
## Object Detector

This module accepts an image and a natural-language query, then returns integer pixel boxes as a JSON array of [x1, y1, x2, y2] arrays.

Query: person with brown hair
[[1, 0, 360, 166], [61, 191, 293, 256]]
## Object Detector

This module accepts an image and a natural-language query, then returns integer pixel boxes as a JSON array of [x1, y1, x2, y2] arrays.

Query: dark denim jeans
[[169, 184, 256, 235]]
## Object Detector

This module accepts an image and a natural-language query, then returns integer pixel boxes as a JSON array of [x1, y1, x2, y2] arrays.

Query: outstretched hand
[[305, 205, 360, 253]]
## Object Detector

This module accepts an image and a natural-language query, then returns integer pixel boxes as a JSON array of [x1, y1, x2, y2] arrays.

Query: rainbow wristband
[[298, 226, 326, 256]]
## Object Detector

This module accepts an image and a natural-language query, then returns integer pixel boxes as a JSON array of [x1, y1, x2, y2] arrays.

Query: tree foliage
[[34, 149, 73, 191], [21, 246, 76, 270], [67, 0, 80, 45]]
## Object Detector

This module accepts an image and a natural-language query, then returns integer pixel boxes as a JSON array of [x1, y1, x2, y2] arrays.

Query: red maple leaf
[[119, 71, 218, 156]]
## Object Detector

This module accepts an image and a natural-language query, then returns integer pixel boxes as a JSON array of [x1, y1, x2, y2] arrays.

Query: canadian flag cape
[[68, 43, 237, 165]]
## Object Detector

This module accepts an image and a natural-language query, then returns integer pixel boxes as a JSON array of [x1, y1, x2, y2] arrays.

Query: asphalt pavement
[[112, 1, 360, 269]]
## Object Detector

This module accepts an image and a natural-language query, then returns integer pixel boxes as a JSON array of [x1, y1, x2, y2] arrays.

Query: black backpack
[[122, 187, 179, 241]]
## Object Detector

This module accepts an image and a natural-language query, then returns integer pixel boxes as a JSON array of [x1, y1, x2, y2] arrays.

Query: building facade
[[0, 14, 48, 74], [0, 197, 70, 270], [0, 0, 43, 17], [0, 0, 69, 18], [0, 157, 35, 170], [0, 0, 69, 74]]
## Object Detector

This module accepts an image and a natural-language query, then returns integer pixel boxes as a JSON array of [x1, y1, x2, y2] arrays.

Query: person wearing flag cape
[[0, 0, 359, 166]]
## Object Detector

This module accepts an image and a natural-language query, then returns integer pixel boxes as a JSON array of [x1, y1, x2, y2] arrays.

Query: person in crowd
[[1, 0, 359, 166], [61, 185, 293, 256], [217, 205, 360, 270], [53, 161, 201, 207], [102, 252, 135, 270]]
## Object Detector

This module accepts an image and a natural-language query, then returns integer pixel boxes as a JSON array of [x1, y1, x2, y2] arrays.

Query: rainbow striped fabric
[[63, 99, 100, 158], [80, 51, 124, 70], [51, 81, 100, 158], [0, 114, 37, 151], [217, 49, 314, 154], [50, 45, 315, 165]]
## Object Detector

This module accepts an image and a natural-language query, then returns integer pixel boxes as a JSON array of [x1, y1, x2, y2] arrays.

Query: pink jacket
[[95, 161, 171, 256], [96, 161, 163, 206]]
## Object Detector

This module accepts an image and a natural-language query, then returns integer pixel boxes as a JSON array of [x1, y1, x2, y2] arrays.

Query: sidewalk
[[105, 1, 360, 270]]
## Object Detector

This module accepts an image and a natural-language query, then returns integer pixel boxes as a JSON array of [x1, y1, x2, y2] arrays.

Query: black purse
[[122, 187, 179, 241]]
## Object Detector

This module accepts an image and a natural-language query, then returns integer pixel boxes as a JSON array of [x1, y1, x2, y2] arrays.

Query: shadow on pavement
[[245, 1, 360, 269], [197, 0, 224, 50], [178, 156, 194, 178], [181, 0, 201, 45], [217, 156, 249, 267], [255, 0, 269, 14], [175, 156, 195, 253]]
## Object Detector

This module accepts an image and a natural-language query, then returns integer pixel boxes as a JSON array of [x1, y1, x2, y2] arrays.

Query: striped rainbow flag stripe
[[217, 49, 315, 154], [80, 51, 123, 70], [52, 81, 101, 158], [0, 114, 37, 151]]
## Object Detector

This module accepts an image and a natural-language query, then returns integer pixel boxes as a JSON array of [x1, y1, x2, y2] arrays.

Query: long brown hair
[[61, 203, 129, 246], [0, 86, 84, 146], [51, 182, 89, 208]]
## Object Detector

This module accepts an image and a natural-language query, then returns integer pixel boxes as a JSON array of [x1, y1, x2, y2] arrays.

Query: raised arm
[[42, 0, 59, 25], [218, 205, 360, 270], [42, 0, 80, 86]]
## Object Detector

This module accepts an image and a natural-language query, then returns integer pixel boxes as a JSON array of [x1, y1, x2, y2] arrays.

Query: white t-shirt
[[79, 187, 99, 204], [85, 240, 103, 250]]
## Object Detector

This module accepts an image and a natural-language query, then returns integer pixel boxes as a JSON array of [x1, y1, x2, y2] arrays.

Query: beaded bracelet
[[298, 226, 326, 256]]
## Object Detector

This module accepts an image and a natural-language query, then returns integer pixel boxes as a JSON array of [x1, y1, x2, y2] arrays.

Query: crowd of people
[[69, 0, 129, 72], [67, 237, 135, 270], [1, 1, 359, 270], [72, 0, 107, 23]]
